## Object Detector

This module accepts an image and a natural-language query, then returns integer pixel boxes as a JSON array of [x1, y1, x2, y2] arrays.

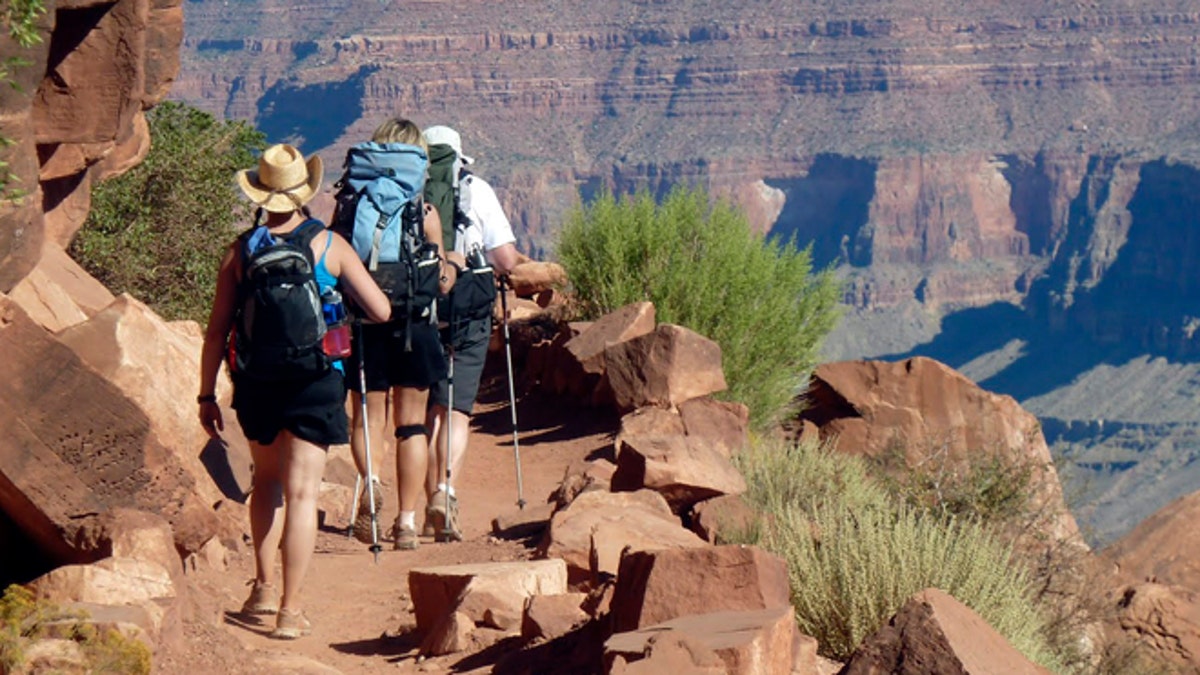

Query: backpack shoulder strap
[[285, 219, 327, 255]]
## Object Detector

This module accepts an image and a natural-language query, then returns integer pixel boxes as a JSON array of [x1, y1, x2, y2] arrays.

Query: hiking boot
[[352, 477, 384, 544], [270, 608, 312, 640], [240, 580, 279, 616], [428, 490, 463, 543], [393, 520, 419, 551], [421, 505, 437, 538]]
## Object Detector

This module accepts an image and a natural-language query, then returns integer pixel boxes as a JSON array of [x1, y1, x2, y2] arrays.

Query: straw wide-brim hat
[[236, 143, 323, 213]]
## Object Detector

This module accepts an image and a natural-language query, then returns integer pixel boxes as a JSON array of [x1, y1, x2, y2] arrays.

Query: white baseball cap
[[423, 125, 474, 164]]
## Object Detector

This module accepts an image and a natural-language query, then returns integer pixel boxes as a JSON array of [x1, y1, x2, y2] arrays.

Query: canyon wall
[[156, 0, 1200, 543]]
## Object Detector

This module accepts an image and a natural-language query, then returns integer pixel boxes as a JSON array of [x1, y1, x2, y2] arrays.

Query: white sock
[[437, 483, 456, 497], [399, 510, 416, 529]]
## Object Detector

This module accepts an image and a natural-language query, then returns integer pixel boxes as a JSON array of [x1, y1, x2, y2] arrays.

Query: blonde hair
[[372, 118, 426, 149]]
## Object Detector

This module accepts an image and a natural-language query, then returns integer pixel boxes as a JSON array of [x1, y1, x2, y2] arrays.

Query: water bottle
[[321, 289, 352, 359]]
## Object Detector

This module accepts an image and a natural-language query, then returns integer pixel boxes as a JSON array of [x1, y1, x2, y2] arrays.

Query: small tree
[[1, 0, 47, 202], [556, 186, 842, 428], [70, 102, 266, 322]]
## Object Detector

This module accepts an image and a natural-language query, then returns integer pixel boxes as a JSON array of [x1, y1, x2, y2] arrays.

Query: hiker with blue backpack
[[421, 125, 524, 541], [332, 118, 455, 552], [197, 143, 391, 639]]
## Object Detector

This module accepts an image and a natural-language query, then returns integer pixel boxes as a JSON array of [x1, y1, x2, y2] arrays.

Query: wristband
[[197, 394, 217, 404]]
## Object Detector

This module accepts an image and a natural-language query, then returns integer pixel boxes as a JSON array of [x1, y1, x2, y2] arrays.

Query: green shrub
[[731, 437, 1063, 669], [0, 584, 151, 674], [556, 187, 842, 428], [1, 0, 47, 203], [69, 101, 265, 323], [871, 438, 1038, 525]]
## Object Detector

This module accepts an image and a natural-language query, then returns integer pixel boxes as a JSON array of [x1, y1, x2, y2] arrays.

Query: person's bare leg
[[278, 431, 328, 612], [394, 386, 430, 515], [445, 409, 471, 483], [249, 439, 285, 587], [349, 389, 389, 480], [425, 404, 446, 500]]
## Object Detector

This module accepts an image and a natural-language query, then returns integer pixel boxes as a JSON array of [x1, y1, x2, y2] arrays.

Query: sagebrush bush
[[69, 101, 265, 323], [556, 187, 842, 429], [731, 437, 1063, 669], [0, 584, 150, 674]]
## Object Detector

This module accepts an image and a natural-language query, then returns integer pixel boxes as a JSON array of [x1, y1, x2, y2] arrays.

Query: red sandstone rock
[[678, 396, 749, 458], [615, 407, 686, 453], [408, 559, 568, 634], [605, 605, 799, 675], [538, 489, 677, 584], [8, 241, 116, 332], [690, 494, 758, 545], [588, 517, 708, 582], [521, 592, 590, 643], [0, 297, 220, 563], [1115, 582, 1200, 669], [548, 458, 616, 510], [612, 433, 747, 514], [607, 631, 726, 674], [798, 357, 1080, 544], [1103, 489, 1200, 590], [507, 260, 567, 297], [560, 301, 656, 399], [840, 587, 1053, 675], [609, 545, 792, 633], [605, 324, 727, 414]]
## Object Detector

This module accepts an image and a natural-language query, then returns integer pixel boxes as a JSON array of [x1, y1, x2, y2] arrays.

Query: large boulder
[[0, 3, 52, 293], [409, 559, 569, 634], [56, 293, 242, 510], [0, 296, 218, 565], [609, 545, 792, 633], [605, 606, 804, 675], [605, 324, 727, 414], [7, 241, 115, 332], [611, 433, 747, 514], [798, 357, 1080, 544], [35, 0, 184, 245], [840, 587, 1053, 675], [555, 301, 656, 400], [538, 489, 686, 584]]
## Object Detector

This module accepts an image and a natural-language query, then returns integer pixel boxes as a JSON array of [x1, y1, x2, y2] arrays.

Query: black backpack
[[228, 218, 330, 382], [330, 142, 440, 336], [436, 176, 498, 347]]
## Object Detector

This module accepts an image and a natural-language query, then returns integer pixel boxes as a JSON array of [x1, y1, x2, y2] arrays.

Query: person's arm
[[488, 242, 522, 276], [198, 243, 240, 438], [327, 234, 391, 323], [472, 177, 521, 276]]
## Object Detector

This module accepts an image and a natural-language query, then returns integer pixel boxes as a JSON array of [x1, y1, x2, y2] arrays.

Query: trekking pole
[[441, 331, 457, 541], [498, 276, 526, 510], [347, 474, 361, 539], [355, 319, 383, 563]]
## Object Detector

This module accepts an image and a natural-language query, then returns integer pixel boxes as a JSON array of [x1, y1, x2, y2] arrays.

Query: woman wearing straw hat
[[197, 143, 391, 639]]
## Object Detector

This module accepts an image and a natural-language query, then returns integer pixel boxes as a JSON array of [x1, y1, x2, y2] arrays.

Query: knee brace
[[395, 424, 428, 440]]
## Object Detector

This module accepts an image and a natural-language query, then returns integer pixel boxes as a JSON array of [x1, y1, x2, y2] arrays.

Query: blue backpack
[[331, 142, 441, 333]]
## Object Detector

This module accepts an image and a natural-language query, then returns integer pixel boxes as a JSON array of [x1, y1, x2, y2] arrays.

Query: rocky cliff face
[[0, 0, 183, 294]]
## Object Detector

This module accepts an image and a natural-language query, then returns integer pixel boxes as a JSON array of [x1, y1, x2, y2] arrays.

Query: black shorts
[[232, 369, 348, 446], [431, 316, 490, 414], [344, 319, 448, 393]]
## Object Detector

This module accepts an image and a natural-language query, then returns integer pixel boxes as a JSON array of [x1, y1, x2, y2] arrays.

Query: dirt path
[[160, 375, 618, 674]]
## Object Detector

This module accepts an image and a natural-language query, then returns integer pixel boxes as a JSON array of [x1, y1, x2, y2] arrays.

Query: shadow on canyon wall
[[255, 64, 379, 153]]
